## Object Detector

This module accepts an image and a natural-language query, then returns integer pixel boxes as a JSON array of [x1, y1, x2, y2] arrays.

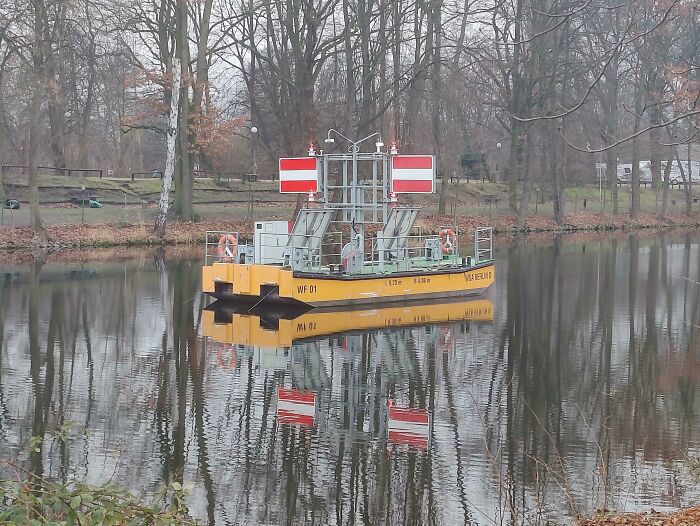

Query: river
[[1, 231, 699, 525]]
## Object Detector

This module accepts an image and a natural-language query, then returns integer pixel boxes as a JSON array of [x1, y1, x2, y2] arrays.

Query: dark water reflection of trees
[[0, 234, 699, 525]]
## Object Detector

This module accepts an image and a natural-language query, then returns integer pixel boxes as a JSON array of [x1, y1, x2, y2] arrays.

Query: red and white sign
[[279, 157, 319, 193], [277, 388, 316, 426], [391, 155, 435, 193], [387, 402, 430, 450]]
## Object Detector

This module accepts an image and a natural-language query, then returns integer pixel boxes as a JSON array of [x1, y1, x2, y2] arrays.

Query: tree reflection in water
[[0, 233, 699, 525]]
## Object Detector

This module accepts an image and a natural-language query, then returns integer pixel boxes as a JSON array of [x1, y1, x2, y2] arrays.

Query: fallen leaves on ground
[[579, 506, 700, 526], [418, 212, 700, 234], [0, 211, 698, 251]]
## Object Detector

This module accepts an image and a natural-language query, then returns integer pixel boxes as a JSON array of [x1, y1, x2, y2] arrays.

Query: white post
[[155, 58, 181, 238]]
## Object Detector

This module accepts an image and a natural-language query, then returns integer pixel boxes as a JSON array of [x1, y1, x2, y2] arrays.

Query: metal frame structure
[[474, 227, 493, 263]]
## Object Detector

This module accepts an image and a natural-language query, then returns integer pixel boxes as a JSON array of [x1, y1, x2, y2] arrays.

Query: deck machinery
[[202, 131, 495, 308]]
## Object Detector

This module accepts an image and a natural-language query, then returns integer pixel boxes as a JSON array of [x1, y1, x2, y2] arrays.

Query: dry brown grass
[[579, 506, 700, 526]]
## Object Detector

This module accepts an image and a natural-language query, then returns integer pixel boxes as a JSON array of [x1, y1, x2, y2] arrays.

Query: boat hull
[[202, 261, 494, 307]]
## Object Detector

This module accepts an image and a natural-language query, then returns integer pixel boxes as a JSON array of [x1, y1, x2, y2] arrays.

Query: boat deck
[[294, 256, 462, 275]]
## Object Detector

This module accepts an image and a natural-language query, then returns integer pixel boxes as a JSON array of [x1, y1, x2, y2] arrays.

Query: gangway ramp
[[377, 207, 419, 260]]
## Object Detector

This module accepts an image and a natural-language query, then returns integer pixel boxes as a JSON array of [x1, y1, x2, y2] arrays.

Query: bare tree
[[155, 57, 181, 238]]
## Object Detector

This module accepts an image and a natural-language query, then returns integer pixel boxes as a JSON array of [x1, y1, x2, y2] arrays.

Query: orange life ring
[[217, 347, 236, 369], [217, 234, 238, 261], [439, 228, 456, 255]]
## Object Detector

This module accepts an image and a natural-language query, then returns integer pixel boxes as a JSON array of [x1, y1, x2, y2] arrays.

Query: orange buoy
[[217, 234, 238, 262], [439, 228, 456, 255]]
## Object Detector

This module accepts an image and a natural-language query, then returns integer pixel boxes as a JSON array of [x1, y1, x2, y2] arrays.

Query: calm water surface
[[1, 233, 700, 525]]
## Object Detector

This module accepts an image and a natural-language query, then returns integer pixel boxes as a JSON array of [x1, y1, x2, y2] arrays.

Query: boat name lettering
[[385, 279, 402, 286], [296, 284, 318, 294], [465, 270, 492, 282], [296, 321, 317, 332]]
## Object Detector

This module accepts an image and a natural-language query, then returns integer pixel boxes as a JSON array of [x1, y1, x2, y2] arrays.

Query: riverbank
[[0, 476, 198, 525], [2, 472, 698, 526], [579, 506, 700, 525], [0, 210, 698, 250]]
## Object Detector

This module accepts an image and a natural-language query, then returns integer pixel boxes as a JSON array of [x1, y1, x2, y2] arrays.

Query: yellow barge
[[203, 260, 494, 307], [202, 132, 494, 308]]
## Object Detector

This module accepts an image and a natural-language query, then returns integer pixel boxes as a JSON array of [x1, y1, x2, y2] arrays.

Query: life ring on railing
[[439, 229, 456, 255], [217, 234, 238, 262]]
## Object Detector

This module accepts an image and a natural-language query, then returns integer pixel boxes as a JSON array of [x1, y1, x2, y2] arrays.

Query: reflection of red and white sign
[[277, 388, 316, 426], [279, 157, 319, 193], [388, 402, 430, 449], [391, 155, 435, 194]]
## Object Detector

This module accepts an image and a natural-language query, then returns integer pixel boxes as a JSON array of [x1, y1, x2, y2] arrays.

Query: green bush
[[0, 478, 199, 525]]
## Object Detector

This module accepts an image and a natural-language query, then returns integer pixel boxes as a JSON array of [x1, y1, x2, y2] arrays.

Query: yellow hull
[[202, 298, 494, 348], [202, 262, 495, 307]]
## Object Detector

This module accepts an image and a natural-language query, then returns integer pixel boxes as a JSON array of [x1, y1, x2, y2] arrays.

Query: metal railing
[[205, 226, 493, 273], [282, 231, 345, 272], [474, 227, 493, 263], [205, 229, 345, 272], [364, 229, 461, 274], [205, 231, 240, 264]]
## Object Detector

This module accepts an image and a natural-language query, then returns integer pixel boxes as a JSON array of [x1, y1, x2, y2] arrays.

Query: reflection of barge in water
[[202, 298, 494, 348], [202, 297, 493, 450], [202, 133, 494, 308]]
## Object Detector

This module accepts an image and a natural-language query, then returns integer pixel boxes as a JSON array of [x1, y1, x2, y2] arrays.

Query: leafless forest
[[0, 0, 698, 230]]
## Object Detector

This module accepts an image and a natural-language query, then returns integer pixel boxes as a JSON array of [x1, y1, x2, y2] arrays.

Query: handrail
[[205, 225, 493, 274]]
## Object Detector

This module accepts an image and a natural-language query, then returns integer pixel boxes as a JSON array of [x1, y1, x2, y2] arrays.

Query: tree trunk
[[659, 118, 680, 220], [155, 58, 181, 238], [0, 68, 5, 223], [432, 0, 448, 214], [47, 83, 66, 169], [402, 8, 429, 153], [507, 119, 521, 212], [630, 79, 642, 219], [42, 4, 66, 169], [357, 0, 373, 137], [174, 0, 192, 221], [551, 119, 565, 225], [342, 0, 356, 133], [516, 133, 532, 228], [605, 145, 618, 215], [391, 0, 401, 139], [78, 40, 97, 168], [508, 0, 525, 214], [649, 104, 662, 187], [377, 0, 388, 139], [659, 147, 674, 220], [675, 149, 691, 215], [28, 89, 43, 234], [29, 0, 45, 236]]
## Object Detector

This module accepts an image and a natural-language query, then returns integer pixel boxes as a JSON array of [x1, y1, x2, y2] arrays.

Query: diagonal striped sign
[[277, 388, 316, 426], [279, 157, 319, 193], [391, 155, 435, 193]]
